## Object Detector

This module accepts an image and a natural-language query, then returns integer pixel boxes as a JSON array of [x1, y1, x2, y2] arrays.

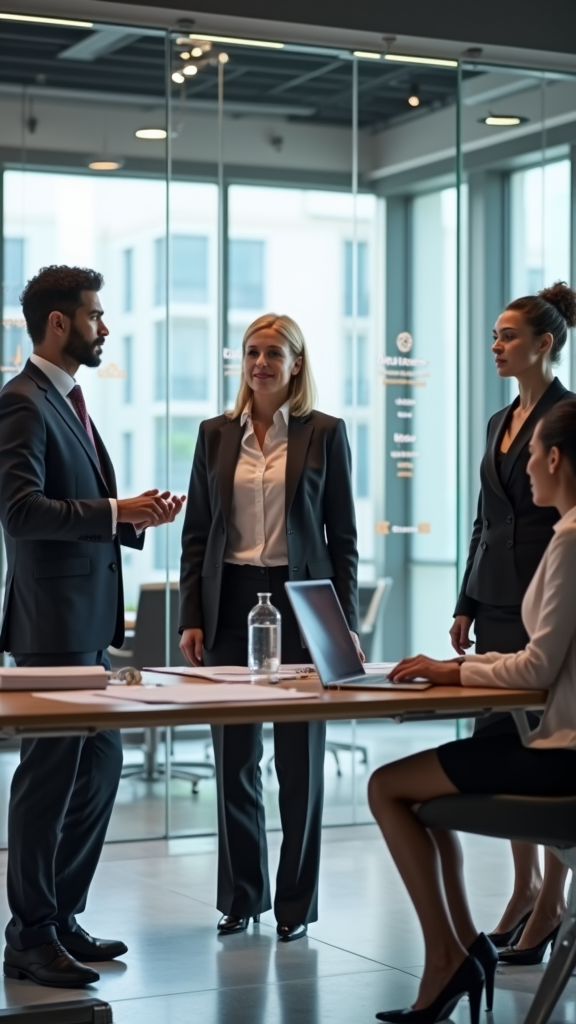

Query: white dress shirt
[[461, 504, 576, 748], [29, 353, 117, 535], [225, 400, 290, 567]]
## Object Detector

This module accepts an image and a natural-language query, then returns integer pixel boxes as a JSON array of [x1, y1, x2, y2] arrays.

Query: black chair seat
[[418, 794, 576, 848]]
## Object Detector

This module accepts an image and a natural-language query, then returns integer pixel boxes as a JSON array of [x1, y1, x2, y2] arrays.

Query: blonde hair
[[229, 313, 317, 419]]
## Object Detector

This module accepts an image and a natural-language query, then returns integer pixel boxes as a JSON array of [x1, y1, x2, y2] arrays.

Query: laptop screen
[[285, 580, 365, 684]]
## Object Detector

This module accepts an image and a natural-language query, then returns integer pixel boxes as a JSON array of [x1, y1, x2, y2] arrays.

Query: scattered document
[[0, 666, 108, 690], [144, 665, 315, 683], [100, 683, 319, 704]]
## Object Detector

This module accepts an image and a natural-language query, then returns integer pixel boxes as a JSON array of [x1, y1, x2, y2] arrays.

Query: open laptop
[[285, 579, 431, 690]]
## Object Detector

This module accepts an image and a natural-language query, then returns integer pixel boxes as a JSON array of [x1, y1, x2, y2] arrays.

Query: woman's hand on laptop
[[350, 632, 366, 663], [388, 655, 461, 685]]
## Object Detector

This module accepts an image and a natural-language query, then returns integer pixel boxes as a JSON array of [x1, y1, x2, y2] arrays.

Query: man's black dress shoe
[[276, 923, 307, 942], [58, 926, 128, 962], [3, 940, 99, 988], [217, 914, 260, 934]]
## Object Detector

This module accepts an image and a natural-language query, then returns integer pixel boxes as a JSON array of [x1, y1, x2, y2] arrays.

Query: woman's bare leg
[[430, 828, 477, 948], [368, 749, 476, 1009], [490, 841, 542, 937], [514, 849, 568, 949]]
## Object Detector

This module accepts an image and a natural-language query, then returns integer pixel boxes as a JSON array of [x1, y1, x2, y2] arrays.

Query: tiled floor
[[0, 825, 573, 1023]]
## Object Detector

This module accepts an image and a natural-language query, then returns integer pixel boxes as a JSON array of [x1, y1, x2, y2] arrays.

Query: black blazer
[[0, 359, 143, 654], [179, 410, 359, 649], [455, 377, 573, 617]]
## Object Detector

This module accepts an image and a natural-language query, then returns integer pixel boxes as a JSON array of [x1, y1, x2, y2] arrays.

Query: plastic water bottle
[[248, 593, 282, 676]]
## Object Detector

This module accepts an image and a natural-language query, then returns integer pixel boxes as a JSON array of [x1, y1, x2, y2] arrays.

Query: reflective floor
[[0, 825, 573, 1024]]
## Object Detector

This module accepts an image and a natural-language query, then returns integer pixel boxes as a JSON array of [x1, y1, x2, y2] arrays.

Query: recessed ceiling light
[[171, 71, 185, 84], [182, 64, 198, 76], [353, 50, 381, 60], [385, 53, 458, 68], [0, 11, 93, 26], [88, 159, 123, 171], [135, 128, 167, 140], [188, 32, 283, 49], [191, 46, 204, 57], [179, 51, 190, 60], [482, 114, 527, 126], [408, 91, 420, 107]]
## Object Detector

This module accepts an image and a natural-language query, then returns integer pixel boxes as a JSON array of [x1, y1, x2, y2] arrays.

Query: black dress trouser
[[5, 651, 123, 950], [204, 564, 326, 925]]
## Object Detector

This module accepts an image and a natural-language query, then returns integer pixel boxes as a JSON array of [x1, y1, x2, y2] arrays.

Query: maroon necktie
[[67, 384, 98, 454]]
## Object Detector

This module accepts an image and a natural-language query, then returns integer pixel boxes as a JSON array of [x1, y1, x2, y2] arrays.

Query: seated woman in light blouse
[[368, 398, 576, 1024]]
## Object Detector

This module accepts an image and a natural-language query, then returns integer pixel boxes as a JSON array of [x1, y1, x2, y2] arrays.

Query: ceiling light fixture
[[191, 46, 205, 57], [0, 11, 93, 26], [179, 51, 190, 60], [135, 128, 167, 139], [188, 32, 283, 49], [172, 71, 185, 84], [88, 159, 123, 171], [385, 53, 458, 68], [218, 52, 229, 64], [408, 89, 420, 107], [182, 64, 198, 76], [353, 50, 381, 60], [482, 114, 526, 126]]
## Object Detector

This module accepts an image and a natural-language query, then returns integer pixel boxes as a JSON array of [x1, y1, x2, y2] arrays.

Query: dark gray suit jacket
[[455, 377, 573, 617], [0, 359, 143, 654], [179, 410, 359, 649]]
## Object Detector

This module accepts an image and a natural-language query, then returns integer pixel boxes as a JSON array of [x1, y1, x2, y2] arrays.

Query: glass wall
[[0, 15, 575, 837]]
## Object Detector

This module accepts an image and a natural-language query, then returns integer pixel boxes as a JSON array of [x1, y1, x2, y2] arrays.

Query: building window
[[344, 333, 369, 407], [155, 319, 209, 401], [123, 248, 133, 312], [154, 416, 201, 569], [3, 238, 25, 307], [123, 432, 133, 489], [154, 236, 209, 306], [228, 240, 265, 309], [344, 241, 369, 317], [123, 336, 133, 404]]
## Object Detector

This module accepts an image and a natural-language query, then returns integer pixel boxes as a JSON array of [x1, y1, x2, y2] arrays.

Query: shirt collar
[[553, 505, 576, 532], [30, 352, 76, 400], [240, 399, 291, 429]]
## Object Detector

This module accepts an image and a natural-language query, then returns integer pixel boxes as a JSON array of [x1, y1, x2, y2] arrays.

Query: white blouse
[[461, 505, 576, 748], [224, 400, 290, 567]]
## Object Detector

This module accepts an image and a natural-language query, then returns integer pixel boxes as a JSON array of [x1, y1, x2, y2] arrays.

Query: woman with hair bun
[[451, 282, 576, 965], [178, 313, 361, 942]]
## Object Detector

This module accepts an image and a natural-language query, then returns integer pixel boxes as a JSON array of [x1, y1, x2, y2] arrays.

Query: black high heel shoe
[[375, 954, 485, 1024], [468, 933, 498, 1011], [487, 909, 533, 949], [497, 923, 560, 966], [217, 914, 261, 935]]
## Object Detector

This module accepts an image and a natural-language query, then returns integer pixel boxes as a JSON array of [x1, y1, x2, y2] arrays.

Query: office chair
[[418, 788, 576, 1024], [109, 583, 215, 793]]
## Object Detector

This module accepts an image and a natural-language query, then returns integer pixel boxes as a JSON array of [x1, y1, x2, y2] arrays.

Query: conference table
[[0, 672, 547, 738]]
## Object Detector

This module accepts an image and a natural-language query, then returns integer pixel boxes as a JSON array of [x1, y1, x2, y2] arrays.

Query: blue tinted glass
[[3, 238, 24, 307], [229, 240, 265, 309]]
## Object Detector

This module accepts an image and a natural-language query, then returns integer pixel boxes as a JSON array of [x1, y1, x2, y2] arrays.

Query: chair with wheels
[[418, 790, 576, 1024], [109, 583, 215, 793]]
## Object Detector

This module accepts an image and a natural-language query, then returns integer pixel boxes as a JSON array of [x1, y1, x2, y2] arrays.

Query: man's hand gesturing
[[117, 489, 186, 530]]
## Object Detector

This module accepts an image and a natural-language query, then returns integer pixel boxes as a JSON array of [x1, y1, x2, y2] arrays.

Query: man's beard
[[63, 323, 103, 368]]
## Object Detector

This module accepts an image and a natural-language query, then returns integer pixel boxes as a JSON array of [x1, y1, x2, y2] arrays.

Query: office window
[[3, 238, 25, 307], [344, 333, 369, 406], [123, 432, 133, 489], [155, 319, 209, 401], [123, 248, 133, 312], [344, 241, 369, 317], [154, 416, 201, 569], [229, 240, 265, 309], [154, 236, 209, 306], [224, 323, 245, 408], [123, 336, 133, 404], [356, 424, 369, 498]]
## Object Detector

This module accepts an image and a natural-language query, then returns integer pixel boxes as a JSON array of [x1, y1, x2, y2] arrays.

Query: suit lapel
[[285, 415, 314, 516], [500, 378, 568, 489], [483, 405, 510, 502], [91, 422, 116, 497], [217, 417, 243, 524], [24, 361, 110, 493]]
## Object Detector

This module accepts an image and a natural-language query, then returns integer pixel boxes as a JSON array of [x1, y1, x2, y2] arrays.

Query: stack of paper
[[0, 666, 108, 691], [144, 665, 316, 683]]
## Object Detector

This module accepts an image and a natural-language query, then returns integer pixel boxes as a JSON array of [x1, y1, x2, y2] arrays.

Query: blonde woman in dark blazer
[[179, 313, 361, 942]]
